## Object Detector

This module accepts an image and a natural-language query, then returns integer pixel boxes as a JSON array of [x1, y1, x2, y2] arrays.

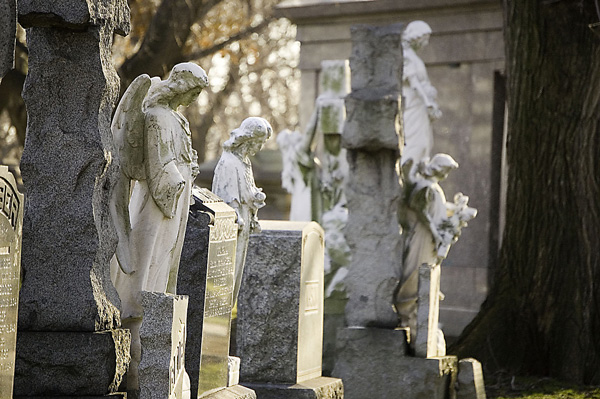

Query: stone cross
[[0, 166, 23, 399], [14, 1, 131, 396], [341, 23, 404, 328]]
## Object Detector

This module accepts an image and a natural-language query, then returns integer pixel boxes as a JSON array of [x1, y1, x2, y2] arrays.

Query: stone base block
[[242, 377, 343, 399], [15, 330, 130, 397], [201, 384, 257, 399], [332, 327, 457, 399]]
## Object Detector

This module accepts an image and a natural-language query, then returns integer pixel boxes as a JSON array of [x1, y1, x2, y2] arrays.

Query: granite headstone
[[0, 166, 23, 399], [237, 221, 324, 384], [138, 292, 191, 399], [237, 221, 343, 399]]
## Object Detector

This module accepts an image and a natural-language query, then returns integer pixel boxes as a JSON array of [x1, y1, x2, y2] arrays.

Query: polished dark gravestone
[[0, 166, 23, 399], [179, 188, 254, 399]]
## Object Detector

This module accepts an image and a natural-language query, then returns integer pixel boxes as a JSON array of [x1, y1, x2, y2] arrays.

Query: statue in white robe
[[401, 21, 441, 164], [212, 117, 273, 304]]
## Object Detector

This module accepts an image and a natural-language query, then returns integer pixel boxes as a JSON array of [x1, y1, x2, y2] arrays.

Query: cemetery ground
[[485, 373, 600, 398]]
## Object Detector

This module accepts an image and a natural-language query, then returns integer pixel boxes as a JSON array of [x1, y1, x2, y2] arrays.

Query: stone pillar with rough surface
[[138, 292, 191, 399], [0, 0, 16, 78], [342, 23, 403, 327], [14, 1, 131, 396]]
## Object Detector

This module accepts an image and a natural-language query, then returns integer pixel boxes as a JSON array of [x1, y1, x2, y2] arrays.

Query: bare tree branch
[[118, 0, 224, 87], [186, 18, 272, 61]]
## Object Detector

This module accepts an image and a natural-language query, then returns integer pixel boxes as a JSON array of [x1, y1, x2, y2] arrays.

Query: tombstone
[[237, 221, 343, 398], [14, 1, 131, 396], [331, 23, 458, 399], [0, 0, 16, 78], [415, 263, 443, 358], [137, 292, 191, 399], [0, 166, 23, 399], [456, 358, 487, 399], [178, 188, 255, 399]]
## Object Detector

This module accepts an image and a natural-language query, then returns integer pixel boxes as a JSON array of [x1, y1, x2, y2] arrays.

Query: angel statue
[[212, 117, 273, 304], [109, 62, 208, 390], [110, 62, 208, 317], [402, 20, 442, 165], [395, 154, 475, 348]]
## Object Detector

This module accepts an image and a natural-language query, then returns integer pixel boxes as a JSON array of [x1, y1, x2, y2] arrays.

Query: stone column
[[332, 24, 458, 399], [341, 23, 404, 328], [14, 1, 131, 396]]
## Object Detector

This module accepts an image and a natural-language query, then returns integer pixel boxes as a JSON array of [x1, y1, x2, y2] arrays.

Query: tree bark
[[452, 0, 600, 384]]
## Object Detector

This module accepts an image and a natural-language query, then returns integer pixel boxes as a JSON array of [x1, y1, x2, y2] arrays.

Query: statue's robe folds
[[402, 47, 436, 163], [212, 151, 264, 303], [112, 106, 198, 320]]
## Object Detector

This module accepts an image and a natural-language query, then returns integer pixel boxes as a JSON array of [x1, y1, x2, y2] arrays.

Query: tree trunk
[[452, 0, 600, 384]]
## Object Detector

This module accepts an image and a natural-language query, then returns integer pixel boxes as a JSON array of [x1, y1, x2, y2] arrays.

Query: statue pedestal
[[332, 328, 457, 399]]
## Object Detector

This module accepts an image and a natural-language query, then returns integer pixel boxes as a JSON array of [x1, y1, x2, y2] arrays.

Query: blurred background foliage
[[0, 0, 300, 182]]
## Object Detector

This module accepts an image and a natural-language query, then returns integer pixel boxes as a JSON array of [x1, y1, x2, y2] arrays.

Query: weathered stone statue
[[280, 60, 351, 305], [109, 62, 208, 391], [401, 21, 441, 164], [276, 129, 311, 221], [395, 154, 476, 344], [110, 62, 208, 319], [212, 116, 273, 304], [296, 60, 350, 224]]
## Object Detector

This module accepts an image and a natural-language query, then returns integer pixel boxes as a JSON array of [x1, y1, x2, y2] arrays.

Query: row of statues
[[278, 21, 477, 351], [110, 62, 271, 317], [398, 21, 477, 348], [107, 19, 474, 375], [108, 62, 271, 389]]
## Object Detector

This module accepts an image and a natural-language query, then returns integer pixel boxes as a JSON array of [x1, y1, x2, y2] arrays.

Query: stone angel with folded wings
[[110, 62, 209, 321]]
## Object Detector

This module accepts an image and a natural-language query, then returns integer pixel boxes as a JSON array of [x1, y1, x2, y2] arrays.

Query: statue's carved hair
[[402, 21, 432, 43], [145, 62, 208, 107], [224, 117, 273, 150]]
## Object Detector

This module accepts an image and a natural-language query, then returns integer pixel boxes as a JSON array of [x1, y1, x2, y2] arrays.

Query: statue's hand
[[427, 105, 442, 120], [191, 161, 200, 178], [236, 215, 245, 231]]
